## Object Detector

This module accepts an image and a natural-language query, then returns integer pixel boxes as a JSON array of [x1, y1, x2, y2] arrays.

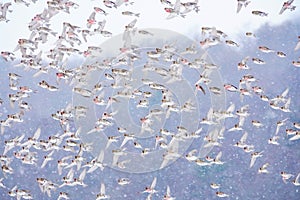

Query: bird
[[279, 0, 296, 15], [0, 2, 12, 22], [236, 0, 251, 13], [96, 183, 110, 199]]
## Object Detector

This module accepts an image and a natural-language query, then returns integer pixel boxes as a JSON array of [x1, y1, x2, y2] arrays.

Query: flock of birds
[[0, 0, 300, 199]]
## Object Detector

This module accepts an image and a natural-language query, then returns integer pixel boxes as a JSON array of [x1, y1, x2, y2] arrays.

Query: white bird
[[0, 2, 12, 22], [96, 183, 110, 199], [87, 12, 96, 29], [117, 178, 131, 186], [216, 191, 230, 198], [211, 151, 224, 165], [236, 0, 251, 13], [268, 136, 280, 145], [275, 118, 288, 135], [105, 136, 120, 149], [292, 173, 300, 186], [41, 150, 54, 168], [120, 133, 135, 148], [210, 183, 221, 189], [142, 177, 157, 194], [279, 0, 296, 15], [0, 178, 6, 189], [258, 163, 270, 174], [289, 132, 300, 141], [87, 150, 105, 173], [295, 36, 300, 51], [164, 0, 184, 19], [185, 149, 198, 162], [250, 151, 263, 168], [73, 168, 87, 187], [163, 185, 176, 200], [234, 131, 249, 148], [281, 171, 294, 183]]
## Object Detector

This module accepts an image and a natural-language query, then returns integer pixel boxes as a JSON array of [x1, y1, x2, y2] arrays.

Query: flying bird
[[236, 0, 251, 13], [279, 0, 296, 15]]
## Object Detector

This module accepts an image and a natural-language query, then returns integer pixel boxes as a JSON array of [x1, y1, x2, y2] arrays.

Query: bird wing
[[294, 41, 300, 51], [79, 168, 86, 181], [250, 155, 257, 168], [97, 150, 104, 162], [166, 185, 171, 196], [240, 131, 248, 144], [174, 0, 181, 12], [279, 6, 286, 15], [33, 127, 41, 140], [100, 183, 105, 194], [237, 2, 243, 13], [227, 103, 235, 113], [151, 177, 157, 189], [127, 19, 137, 28], [281, 88, 289, 98], [215, 151, 222, 161], [89, 12, 96, 20], [120, 136, 131, 148], [98, 19, 106, 31]]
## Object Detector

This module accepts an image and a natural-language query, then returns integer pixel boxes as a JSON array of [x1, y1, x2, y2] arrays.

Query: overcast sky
[[0, 1, 300, 199], [0, 0, 299, 53]]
